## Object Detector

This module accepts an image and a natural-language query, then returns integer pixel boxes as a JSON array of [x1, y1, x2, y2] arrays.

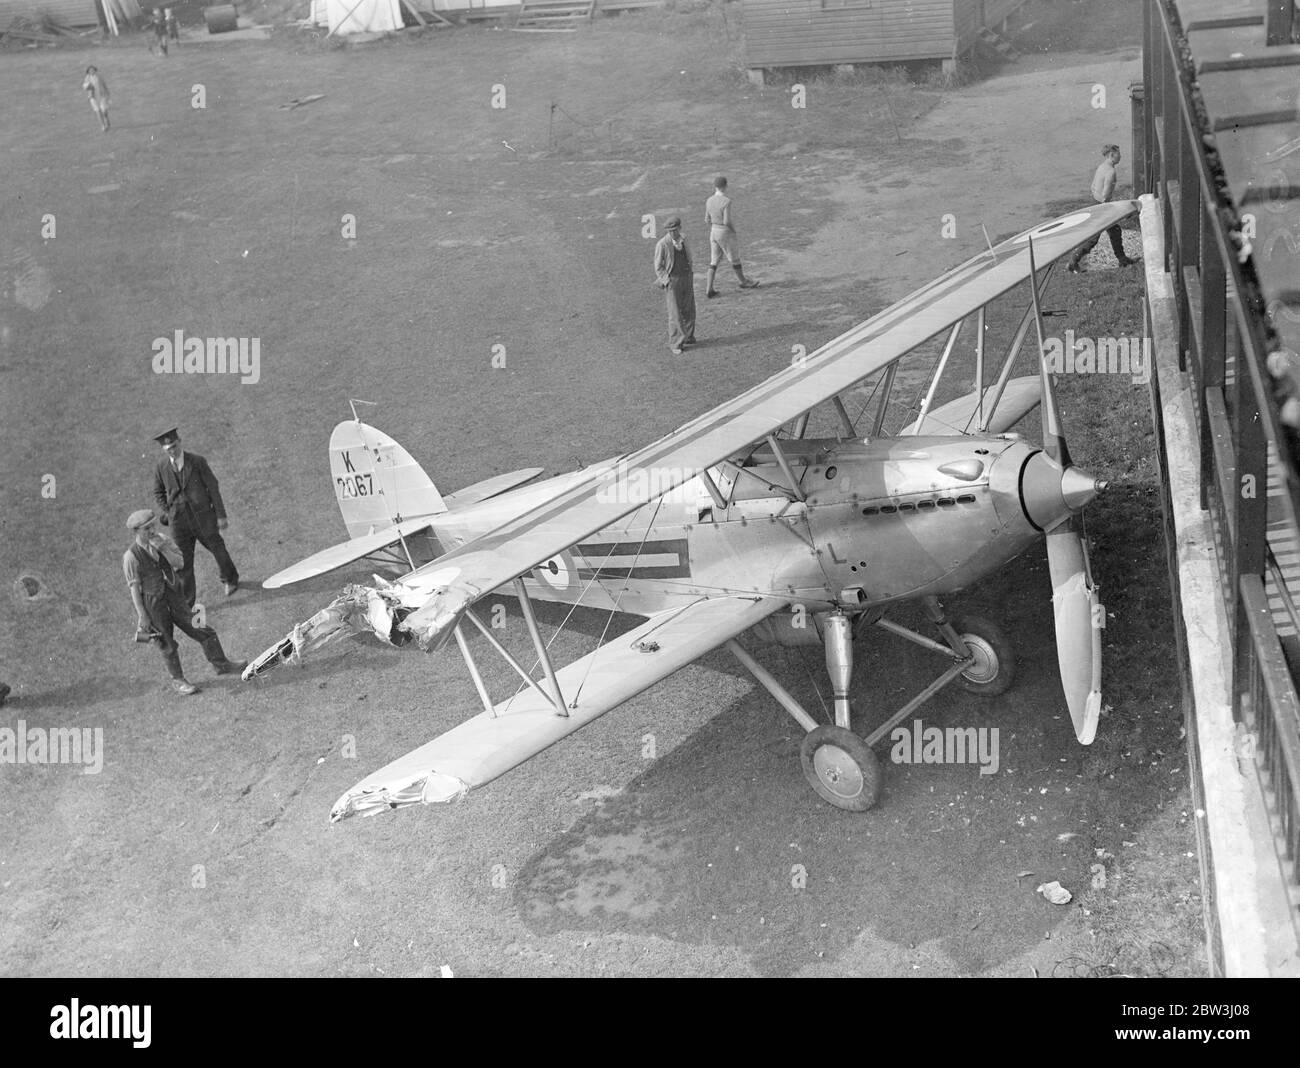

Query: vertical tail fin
[[329, 421, 447, 540]]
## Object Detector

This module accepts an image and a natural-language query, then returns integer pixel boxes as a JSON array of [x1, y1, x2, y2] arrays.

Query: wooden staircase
[[513, 0, 596, 30]]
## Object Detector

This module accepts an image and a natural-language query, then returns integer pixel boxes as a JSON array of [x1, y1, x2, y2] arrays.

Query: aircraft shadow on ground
[[504, 579, 1114, 976], [506, 672, 1106, 977], [505, 532, 1177, 976]]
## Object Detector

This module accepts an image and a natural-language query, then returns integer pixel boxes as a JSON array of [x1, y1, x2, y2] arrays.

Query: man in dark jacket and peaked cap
[[151, 427, 240, 606]]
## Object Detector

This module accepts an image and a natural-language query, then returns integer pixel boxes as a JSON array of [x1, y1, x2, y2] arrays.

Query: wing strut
[[870, 362, 899, 437], [980, 267, 1055, 431], [909, 320, 964, 435], [831, 396, 857, 438], [766, 435, 807, 502], [463, 607, 564, 714], [513, 577, 569, 716], [698, 467, 728, 511], [973, 305, 986, 433], [453, 623, 496, 717]]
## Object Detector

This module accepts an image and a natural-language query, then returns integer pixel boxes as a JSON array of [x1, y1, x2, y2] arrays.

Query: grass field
[[0, 2, 1205, 977]]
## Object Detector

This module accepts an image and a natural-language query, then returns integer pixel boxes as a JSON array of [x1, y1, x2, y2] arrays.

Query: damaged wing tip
[[329, 772, 470, 823]]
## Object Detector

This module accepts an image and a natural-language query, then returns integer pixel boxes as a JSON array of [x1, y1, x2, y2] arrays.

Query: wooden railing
[[1143, 0, 1300, 903]]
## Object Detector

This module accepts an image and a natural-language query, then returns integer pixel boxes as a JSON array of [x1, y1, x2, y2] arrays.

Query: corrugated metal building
[[743, 0, 1030, 81], [0, 0, 100, 26]]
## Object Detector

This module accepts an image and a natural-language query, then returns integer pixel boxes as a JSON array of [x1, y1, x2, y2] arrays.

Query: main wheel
[[952, 615, 1015, 695], [799, 725, 881, 811]]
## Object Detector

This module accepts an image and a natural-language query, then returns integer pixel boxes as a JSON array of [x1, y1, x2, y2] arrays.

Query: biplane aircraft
[[245, 201, 1136, 821]]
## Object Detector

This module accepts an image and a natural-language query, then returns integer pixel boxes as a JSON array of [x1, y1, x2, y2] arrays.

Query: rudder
[[329, 421, 447, 540]]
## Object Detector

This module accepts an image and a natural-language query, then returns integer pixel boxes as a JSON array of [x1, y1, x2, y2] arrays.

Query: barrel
[[203, 4, 239, 32]]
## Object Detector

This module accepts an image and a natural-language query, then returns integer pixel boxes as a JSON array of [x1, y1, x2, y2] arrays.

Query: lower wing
[[900, 375, 1042, 435], [330, 594, 790, 821]]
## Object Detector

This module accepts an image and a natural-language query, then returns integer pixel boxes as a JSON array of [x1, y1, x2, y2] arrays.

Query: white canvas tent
[[324, 0, 400, 33]]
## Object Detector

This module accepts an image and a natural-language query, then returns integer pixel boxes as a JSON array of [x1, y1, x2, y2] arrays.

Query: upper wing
[[330, 594, 789, 820], [398, 202, 1139, 647]]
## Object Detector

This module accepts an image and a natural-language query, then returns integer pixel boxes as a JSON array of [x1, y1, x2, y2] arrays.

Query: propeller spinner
[[1027, 238, 1105, 744]]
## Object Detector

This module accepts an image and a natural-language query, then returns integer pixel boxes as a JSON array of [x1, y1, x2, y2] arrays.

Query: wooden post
[[399, 0, 429, 26], [1265, 0, 1295, 46], [1129, 80, 1146, 194]]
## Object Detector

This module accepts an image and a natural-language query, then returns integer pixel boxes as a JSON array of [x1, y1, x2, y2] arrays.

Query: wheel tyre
[[799, 725, 881, 812], [953, 615, 1015, 695]]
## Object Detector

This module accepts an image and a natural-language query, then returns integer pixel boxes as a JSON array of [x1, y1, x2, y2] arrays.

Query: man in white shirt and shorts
[[1067, 145, 1138, 272], [704, 176, 759, 297]]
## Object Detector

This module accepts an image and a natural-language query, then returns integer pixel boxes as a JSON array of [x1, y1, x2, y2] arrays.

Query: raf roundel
[[534, 553, 577, 592], [1011, 211, 1091, 245]]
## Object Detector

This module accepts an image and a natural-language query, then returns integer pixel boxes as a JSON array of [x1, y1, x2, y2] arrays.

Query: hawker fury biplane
[[247, 202, 1136, 821]]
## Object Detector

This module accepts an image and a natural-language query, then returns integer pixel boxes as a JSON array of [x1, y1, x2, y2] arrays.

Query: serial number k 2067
[[336, 474, 374, 499]]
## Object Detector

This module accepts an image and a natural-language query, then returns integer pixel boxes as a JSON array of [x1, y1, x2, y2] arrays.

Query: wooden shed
[[743, 0, 1030, 81], [0, 0, 100, 27]]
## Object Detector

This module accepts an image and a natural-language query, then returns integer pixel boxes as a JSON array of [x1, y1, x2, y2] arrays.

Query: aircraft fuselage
[[420, 433, 1075, 620]]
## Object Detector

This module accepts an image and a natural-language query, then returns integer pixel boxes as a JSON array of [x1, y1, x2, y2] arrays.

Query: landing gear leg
[[922, 595, 969, 657], [726, 622, 881, 812], [923, 596, 1015, 696]]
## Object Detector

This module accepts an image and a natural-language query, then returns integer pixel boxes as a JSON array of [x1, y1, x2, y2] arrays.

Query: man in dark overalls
[[123, 509, 244, 696], [151, 426, 240, 606], [652, 216, 697, 356]]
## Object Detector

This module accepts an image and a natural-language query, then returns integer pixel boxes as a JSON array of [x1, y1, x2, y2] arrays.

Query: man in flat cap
[[151, 427, 240, 605], [124, 509, 245, 696], [653, 216, 697, 356]]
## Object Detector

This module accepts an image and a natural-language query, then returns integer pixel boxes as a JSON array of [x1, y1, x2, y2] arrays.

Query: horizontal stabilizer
[[330, 594, 788, 821], [262, 519, 433, 589], [900, 376, 1041, 435], [441, 467, 544, 510]]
